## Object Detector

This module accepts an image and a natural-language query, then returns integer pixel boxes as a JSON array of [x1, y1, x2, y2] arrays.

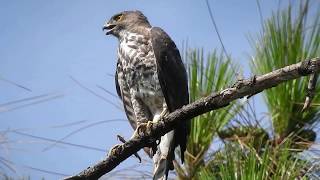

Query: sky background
[[0, 0, 319, 179]]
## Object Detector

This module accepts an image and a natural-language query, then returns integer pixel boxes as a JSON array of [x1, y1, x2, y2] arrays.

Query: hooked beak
[[102, 23, 116, 35]]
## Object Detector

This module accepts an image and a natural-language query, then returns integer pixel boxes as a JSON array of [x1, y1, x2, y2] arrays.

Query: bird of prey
[[103, 11, 189, 180]]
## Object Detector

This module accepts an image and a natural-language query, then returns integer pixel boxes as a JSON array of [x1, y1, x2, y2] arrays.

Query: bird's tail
[[152, 130, 175, 180]]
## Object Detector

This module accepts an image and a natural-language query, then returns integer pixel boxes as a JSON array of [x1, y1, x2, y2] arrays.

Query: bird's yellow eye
[[114, 14, 123, 21]]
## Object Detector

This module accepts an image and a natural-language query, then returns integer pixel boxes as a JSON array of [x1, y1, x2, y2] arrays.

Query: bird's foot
[[159, 109, 168, 121], [153, 109, 168, 123], [132, 121, 155, 138], [131, 121, 159, 156]]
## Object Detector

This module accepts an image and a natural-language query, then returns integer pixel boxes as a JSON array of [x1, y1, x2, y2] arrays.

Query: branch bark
[[64, 57, 320, 180]]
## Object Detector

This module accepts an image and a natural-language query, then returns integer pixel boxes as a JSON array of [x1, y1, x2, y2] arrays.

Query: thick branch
[[65, 57, 320, 180]]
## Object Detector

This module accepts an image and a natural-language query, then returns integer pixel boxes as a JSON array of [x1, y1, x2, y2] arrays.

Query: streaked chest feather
[[117, 32, 164, 111]]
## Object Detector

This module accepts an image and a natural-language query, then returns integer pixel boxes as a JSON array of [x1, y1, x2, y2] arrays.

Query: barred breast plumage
[[117, 31, 165, 123]]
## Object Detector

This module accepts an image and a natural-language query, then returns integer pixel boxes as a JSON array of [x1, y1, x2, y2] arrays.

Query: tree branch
[[64, 57, 320, 180]]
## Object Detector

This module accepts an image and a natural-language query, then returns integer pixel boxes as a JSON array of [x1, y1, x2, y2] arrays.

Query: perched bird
[[103, 11, 189, 180]]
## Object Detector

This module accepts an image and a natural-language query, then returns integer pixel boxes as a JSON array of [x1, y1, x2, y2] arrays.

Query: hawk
[[103, 11, 189, 180]]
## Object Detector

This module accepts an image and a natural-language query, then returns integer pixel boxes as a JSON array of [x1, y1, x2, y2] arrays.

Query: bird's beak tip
[[102, 23, 116, 35]]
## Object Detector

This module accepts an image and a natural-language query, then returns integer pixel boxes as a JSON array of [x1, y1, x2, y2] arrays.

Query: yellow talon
[[131, 121, 153, 138]]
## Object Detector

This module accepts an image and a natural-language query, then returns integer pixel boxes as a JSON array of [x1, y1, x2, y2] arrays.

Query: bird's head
[[103, 11, 151, 37]]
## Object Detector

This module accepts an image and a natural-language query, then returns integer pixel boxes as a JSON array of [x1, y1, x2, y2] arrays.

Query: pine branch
[[64, 57, 320, 180]]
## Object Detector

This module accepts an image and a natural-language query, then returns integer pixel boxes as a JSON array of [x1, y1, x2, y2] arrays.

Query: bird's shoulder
[[150, 27, 176, 47]]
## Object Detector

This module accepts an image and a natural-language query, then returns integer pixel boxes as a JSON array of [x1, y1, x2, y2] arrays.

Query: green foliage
[[250, 0, 320, 137], [175, 1, 320, 179], [198, 139, 309, 180], [175, 49, 243, 179], [218, 125, 269, 151]]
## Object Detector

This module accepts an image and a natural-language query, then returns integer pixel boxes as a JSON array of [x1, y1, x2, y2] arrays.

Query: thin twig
[[69, 75, 123, 110], [96, 85, 119, 99], [12, 131, 106, 152], [204, 0, 238, 76], [205, 0, 228, 57], [0, 93, 64, 113], [42, 119, 126, 152], [0, 93, 53, 106], [302, 73, 318, 111], [0, 76, 32, 92], [0, 157, 69, 177]]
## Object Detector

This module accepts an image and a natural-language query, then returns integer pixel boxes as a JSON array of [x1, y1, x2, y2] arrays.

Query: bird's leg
[[152, 105, 173, 178], [149, 105, 169, 155], [153, 102, 169, 124], [130, 96, 154, 139]]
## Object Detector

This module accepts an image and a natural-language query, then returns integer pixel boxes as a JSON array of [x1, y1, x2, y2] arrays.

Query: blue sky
[[0, 1, 317, 179]]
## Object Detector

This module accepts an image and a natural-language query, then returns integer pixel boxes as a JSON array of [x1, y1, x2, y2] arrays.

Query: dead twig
[[64, 57, 320, 180], [302, 72, 319, 111]]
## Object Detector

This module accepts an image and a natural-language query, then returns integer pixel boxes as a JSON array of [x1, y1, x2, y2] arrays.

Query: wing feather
[[150, 27, 190, 163], [115, 62, 137, 130]]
